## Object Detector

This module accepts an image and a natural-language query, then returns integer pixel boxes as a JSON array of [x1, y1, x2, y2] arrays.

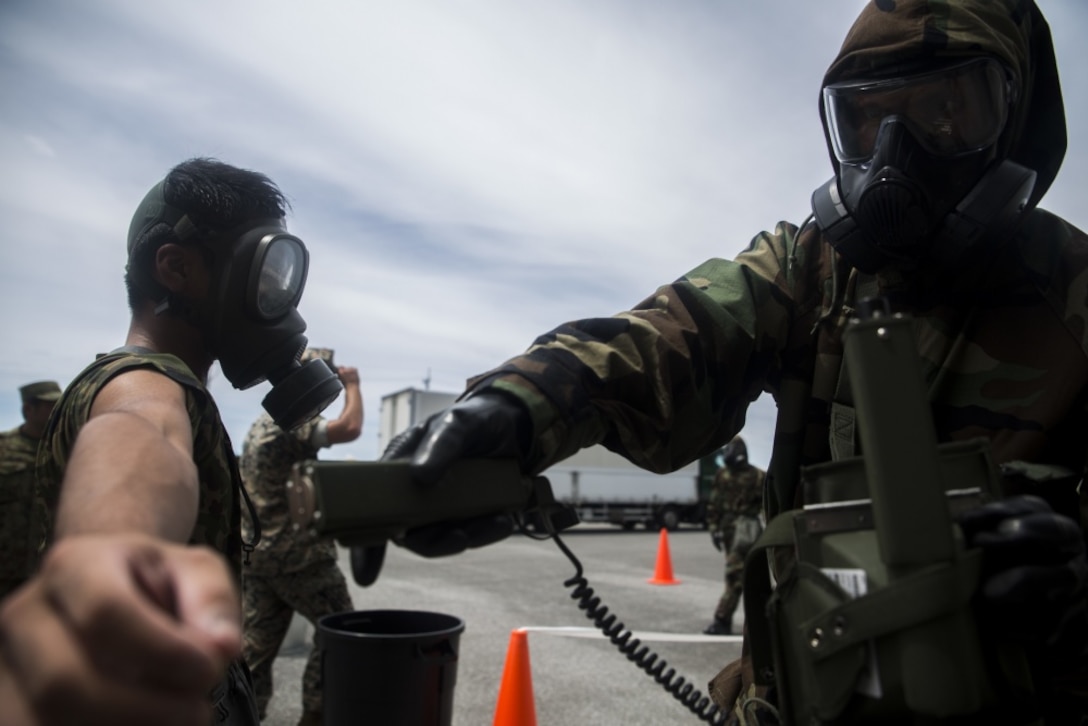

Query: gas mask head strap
[[127, 180, 208, 313]]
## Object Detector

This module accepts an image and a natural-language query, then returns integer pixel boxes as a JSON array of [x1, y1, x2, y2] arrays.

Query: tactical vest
[[33, 350, 247, 577]]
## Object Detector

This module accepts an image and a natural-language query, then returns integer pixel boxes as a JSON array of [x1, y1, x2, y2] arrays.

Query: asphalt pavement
[[261, 524, 743, 725]]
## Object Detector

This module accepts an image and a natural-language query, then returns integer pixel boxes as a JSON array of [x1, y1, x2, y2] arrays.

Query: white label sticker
[[821, 568, 868, 598]]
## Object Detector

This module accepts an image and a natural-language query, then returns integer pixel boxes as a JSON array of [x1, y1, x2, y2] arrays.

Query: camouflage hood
[[820, 0, 1065, 211]]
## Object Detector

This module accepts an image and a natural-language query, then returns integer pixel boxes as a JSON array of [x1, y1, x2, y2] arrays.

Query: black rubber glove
[[381, 392, 532, 557], [383, 392, 530, 483], [958, 495, 1088, 662]]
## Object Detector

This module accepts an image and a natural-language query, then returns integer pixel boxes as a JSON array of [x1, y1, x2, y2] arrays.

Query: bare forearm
[[55, 412, 200, 542], [327, 383, 363, 444]]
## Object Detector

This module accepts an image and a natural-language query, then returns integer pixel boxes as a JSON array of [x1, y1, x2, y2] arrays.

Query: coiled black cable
[[549, 529, 730, 725]]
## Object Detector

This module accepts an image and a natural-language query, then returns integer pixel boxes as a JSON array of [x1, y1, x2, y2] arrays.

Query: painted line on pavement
[[516, 625, 743, 644]]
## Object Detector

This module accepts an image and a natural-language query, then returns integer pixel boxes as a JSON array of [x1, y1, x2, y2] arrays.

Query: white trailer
[[539, 446, 703, 530], [379, 387, 710, 530], [377, 387, 458, 455]]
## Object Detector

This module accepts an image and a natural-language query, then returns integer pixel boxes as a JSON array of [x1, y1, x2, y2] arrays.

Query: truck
[[379, 387, 719, 531]]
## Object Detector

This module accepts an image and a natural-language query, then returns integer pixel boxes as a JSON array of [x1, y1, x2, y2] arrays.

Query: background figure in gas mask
[[0, 157, 339, 725], [703, 437, 766, 636], [374, 1, 1088, 723]]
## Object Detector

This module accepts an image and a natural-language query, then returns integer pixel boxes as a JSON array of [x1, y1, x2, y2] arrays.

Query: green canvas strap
[[743, 508, 984, 685], [827, 272, 881, 461], [798, 551, 983, 663]]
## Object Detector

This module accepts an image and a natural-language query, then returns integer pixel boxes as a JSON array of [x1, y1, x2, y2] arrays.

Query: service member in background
[[0, 157, 341, 725], [703, 436, 765, 637], [375, 1, 1088, 722], [241, 347, 362, 726], [0, 381, 63, 600]]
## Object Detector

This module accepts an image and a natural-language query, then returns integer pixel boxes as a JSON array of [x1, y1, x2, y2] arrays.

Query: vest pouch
[[766, 561, 869, 722], [754, 512, 1008, 724], [745, 443, 1035, 724]]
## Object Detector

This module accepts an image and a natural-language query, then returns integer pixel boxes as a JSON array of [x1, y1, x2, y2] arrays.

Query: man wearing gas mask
[[378, 1, 1087, 723], [703, 437, 766, 638], [0, 158, 341, 725]]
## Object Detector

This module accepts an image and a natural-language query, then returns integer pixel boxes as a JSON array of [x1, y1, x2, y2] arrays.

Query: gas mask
[[811, 57, 1037, 273], [723, 437, 748, 470], [127, 184, 343, 430], [196, 220, 343, 430]]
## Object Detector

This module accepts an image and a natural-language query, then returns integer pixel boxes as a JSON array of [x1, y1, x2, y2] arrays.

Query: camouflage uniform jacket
[[0, 426, 39, 581], [33, 351, 244, 577], [705, 464, 765, 536], [239, 412, 334, 576]]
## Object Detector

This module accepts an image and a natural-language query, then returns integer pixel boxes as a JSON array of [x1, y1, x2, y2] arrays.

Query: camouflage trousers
[[242, 560, 354, 717], [714, 515, 763, 624]]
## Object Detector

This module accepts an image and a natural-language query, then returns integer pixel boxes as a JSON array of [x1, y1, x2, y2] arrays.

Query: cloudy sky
[[2, 1, 1085, 469]]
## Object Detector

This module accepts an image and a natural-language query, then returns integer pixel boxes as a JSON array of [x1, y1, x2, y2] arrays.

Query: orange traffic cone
[[647, 527, 680, 585], [493, 629, 537, 726]]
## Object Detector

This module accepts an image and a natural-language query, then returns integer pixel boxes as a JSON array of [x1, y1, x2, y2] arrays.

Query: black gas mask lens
[[823, 57, 1010, 165], [250, 234, 307, 319]]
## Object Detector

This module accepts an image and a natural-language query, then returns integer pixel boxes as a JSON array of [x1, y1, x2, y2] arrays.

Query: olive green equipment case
[[743, 306, 1037, 724]]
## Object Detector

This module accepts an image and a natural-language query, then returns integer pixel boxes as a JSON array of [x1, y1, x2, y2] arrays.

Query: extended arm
[[54, 369, 199, 542], [471, 232, 804, 476]]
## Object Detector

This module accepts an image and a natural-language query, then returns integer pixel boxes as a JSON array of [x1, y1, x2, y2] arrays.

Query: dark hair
[[124, 157, 291, 309]]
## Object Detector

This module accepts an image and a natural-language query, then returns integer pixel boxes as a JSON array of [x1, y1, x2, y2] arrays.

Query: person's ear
[[152, 243, 196, 293]]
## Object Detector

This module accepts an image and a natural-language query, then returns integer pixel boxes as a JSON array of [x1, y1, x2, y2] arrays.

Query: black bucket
[[319, 609, 465, 726]]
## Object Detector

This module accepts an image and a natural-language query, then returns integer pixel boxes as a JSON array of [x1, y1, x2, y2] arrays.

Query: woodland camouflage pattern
[[32, 351, 244, 576], [0, 427, 40, 597], [706, 463, 765, 531], [464, 0, 1086, 721], [706, 462, 766, 626]]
